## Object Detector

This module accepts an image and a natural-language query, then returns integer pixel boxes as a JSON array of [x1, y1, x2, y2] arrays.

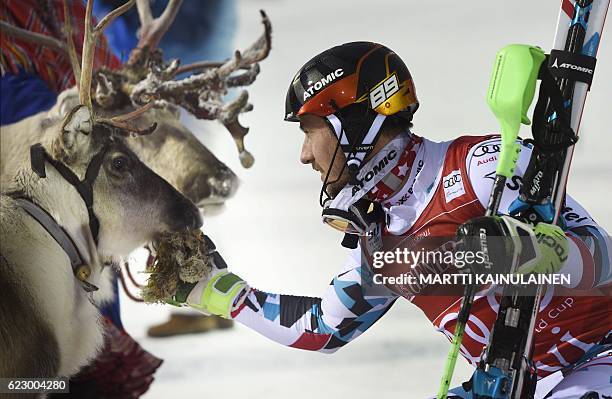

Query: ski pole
[[436, 44, 545, 399], [498, 2, 608, 396]]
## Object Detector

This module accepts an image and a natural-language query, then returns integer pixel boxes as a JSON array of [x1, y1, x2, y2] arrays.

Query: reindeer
[[0, 0, 207, 384], [0, 0, 272, 209], [0, 87, 242, 210]]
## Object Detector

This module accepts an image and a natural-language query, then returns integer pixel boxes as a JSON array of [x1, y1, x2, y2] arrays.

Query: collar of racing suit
[[326, 133, 412, 213], [368, 134, 449, 235]]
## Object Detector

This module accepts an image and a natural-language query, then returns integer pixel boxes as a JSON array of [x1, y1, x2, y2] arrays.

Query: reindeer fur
[[0, 104, 200, 380]]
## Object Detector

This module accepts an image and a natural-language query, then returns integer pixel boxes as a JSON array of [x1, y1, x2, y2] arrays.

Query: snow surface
[[120, 1, 611, 397]]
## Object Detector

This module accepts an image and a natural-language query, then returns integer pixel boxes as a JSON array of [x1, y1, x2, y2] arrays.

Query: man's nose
[[300, 139, 313, 165]]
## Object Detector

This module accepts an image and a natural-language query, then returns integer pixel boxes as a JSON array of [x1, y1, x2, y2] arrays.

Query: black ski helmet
[[284, 41, 419, 177]]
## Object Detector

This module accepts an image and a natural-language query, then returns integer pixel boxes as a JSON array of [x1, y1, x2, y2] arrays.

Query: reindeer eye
[[111, 156, 128, 172]]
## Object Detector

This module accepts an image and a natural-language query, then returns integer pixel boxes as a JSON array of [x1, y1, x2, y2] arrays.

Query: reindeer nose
[[186, 164, 240, 208], [199, 165, 239, 206], [186, 204, 203, 230], [207, 168, 240, 200], [168, 197, 203, 231]]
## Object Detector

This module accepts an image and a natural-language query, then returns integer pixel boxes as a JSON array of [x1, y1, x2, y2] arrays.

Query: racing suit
[[230, 133, 612, 398]]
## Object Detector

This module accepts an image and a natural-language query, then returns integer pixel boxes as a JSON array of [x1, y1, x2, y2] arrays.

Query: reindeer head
[[51, 89, 239, 209], [1, 0, 271, 210], [40, 0, 200, 255], [43, 104, 201, 256], [88, 1, 271, 208], [124, 107, 240, 208]]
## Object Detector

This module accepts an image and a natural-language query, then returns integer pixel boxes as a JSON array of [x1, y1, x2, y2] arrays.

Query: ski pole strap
[[486, 44, 546, 178], [547, 49, 597, 88]]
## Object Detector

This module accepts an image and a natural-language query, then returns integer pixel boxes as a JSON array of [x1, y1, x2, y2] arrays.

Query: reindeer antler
[[175, 9, 272, 76], [62, 0, 81, 86], [80, 0, 136, 108], [19, 2, 274, 168], [127, 0, 183, 67], [127, 11, 272, 167], [76, 0, 161, 135], [97, 94, 159, 136]]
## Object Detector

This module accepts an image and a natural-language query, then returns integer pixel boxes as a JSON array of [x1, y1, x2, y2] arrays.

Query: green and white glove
[[457, 215, 569, 275], [168, 236, 249, 319], [508, 217, 569, 274]]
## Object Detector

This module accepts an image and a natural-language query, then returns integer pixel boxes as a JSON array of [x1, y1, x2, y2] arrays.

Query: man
[[171, 42, 611, 398]]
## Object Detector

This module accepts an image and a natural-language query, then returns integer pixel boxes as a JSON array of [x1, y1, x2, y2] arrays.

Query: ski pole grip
[[486, 44, 546, 177]]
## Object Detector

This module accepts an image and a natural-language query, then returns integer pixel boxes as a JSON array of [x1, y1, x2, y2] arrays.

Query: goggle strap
[[341, 233, 359, 249]]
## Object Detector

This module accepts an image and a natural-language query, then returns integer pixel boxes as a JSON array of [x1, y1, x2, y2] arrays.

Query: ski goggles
[[321, 200, 382, 236]]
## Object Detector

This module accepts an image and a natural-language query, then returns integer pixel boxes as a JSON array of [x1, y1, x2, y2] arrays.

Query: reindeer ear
[[58, 88, 80, 118], [55, 105, 94, 161]]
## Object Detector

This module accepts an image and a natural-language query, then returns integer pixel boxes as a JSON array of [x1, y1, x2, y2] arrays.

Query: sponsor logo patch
[[484, 171, 522, 191], [351, 149, 398, 196], [476, 155, 497, 167], [550, 58, 593, 74], [443, 169, 465, 203], [303, 68, 344, 101], [473, 143, 501, 158]]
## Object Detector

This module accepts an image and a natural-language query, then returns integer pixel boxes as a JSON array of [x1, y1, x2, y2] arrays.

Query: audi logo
[[473, 144, 501, 158], [444, 174, 462, 188]]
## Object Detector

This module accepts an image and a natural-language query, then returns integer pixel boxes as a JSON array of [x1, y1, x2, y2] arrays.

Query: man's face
[[298, 114, 348, 196]]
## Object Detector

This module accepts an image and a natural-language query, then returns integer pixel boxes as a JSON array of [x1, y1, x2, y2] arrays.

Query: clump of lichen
[[141, 229, 213, 303]]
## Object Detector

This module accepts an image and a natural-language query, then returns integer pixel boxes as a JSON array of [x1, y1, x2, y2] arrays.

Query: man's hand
[[457, 215, 569, 275], [166, 236, 249, 319]]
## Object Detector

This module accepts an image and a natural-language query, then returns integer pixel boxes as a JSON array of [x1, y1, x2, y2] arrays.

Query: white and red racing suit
[[230, 133, 611, 394]]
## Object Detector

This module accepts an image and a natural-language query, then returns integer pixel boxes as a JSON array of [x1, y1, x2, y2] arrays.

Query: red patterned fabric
[[369, 135, 423, 202], [70, 317, 163, 399], [0, 0, 121, 92], [289, 332, 332, 351]]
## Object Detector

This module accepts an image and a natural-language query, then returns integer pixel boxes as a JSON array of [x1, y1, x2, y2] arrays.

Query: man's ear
[[52, 105, 93, 163]]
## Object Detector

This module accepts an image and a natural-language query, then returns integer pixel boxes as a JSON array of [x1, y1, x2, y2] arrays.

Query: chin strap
[[30, 142, 108, 244], [326, 133, 410, 212], [326, 113, 387, 184]]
